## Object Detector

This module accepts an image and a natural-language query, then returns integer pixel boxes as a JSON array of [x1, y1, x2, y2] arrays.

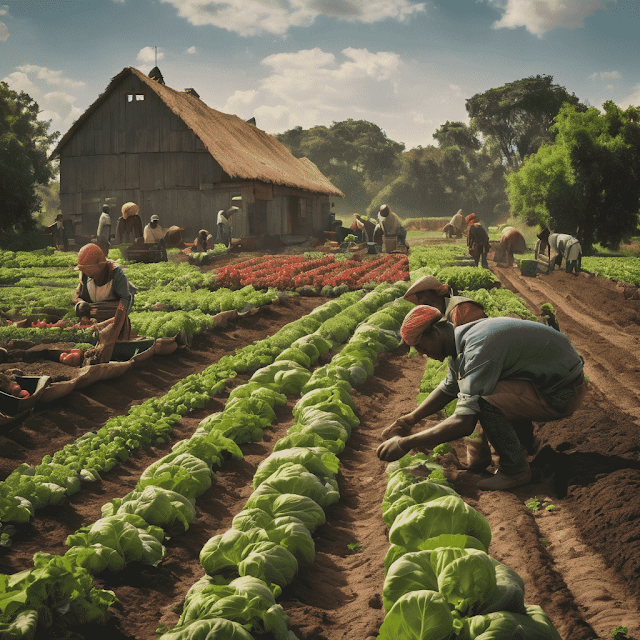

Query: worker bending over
[[377, 307, 586, 491]]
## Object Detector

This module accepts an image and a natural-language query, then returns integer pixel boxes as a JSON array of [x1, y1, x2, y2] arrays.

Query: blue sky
[[1, 0, 639, 152]]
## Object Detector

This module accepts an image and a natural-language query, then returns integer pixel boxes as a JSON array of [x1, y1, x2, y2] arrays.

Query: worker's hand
[[381, 414, 416, 439], [377, 436, 409, 462]]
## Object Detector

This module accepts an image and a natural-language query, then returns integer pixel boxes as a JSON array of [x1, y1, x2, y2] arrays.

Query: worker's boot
[[465, 430, 492, 471]]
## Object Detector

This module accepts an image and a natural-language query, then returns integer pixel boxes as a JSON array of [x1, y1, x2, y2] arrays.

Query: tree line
[[276, 75, 640, 252]]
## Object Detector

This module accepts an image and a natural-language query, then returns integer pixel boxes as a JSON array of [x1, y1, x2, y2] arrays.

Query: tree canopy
[[275, 119, 405, 209], [0, 82, 59, 247], [466, 75, 586, 169], [506, 101, 640, 253]]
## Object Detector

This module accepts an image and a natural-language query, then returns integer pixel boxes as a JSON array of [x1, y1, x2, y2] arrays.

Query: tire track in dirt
[[491, 264, 640, 420]]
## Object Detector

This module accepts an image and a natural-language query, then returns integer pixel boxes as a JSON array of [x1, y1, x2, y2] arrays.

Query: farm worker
[[377, 204, 408, 247], [500, 226, 527, 266], [401, 276, 489, 469], [194, 229, 210, 252], [96, 205, 112, 257], [443, 209, 465, 238], [217, 207, 236, 247], [116, 202, 144, 244], [534, 227, 551, 261], [143, 215, 168, 261], [377, 307, 586, 491], [51, 214, 69, 251], [351, 214, 376, 243], [73, 244, 135, 340], [403, 275, 487, 327], [466, 214, 490, 268], [549, 233, 582, 274]]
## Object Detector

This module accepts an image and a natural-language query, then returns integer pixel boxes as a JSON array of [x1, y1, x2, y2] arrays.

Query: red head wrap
[[401, 305, 443, 346], [465, 213, 479, 225], [76, 243, 106, 270]]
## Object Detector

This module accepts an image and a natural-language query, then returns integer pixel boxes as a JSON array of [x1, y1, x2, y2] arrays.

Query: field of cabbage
[[1, 242, 640, 640]]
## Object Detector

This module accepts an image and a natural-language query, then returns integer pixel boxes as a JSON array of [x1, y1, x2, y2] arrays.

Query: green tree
[[0, 82, 59, 248], [276, 119, 405, 209], [433, 121, 480, 154], [466, 75, 585, 169], [506, 101, 640, 253]]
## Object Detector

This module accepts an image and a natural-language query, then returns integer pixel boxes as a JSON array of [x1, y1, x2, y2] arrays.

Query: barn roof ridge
[[50, 66, 343, 197]]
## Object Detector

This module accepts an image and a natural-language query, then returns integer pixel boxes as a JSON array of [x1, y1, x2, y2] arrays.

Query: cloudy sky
[[1, 0, 639, 152]]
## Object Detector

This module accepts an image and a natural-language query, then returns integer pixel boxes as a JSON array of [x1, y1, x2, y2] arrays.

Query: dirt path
[[1, 253, 640, 639]]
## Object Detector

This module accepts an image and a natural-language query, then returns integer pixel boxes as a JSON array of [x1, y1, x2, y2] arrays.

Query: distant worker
[[500, 226, 527, 266], [377, 204, 408, 247], [143, 215, 168, 261], [466, 214, 490, 268], [194, 229, 210, 253], [51, 214, 69, 251], [377, 307, 586, 490], [96, 205, 112, 257], [116, 202, 143, 244], [534, 227, 551, 261], [351, 213, 376, 243], [549, 233, 582, 274], [443, 209, 465, 238], [217, 207, 237, 248]]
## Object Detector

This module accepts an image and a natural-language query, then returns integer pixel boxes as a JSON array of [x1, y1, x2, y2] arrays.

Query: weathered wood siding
[[58, 73, 334, 240]]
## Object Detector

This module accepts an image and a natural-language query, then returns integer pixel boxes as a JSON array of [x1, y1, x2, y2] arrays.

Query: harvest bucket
[[383, 235, 397, 253]]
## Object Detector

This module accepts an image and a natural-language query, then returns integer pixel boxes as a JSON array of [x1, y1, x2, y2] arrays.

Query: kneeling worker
[[143, 214, 168, 261], [377, 307, 586, 491], [73, 243, 135, 335]]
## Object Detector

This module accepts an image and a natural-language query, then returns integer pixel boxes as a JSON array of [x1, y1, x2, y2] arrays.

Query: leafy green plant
[[612, 625, 628, 639], [347, 542, 364, 553], [526, 496, 556, 512], [539, 538, 551, 547]]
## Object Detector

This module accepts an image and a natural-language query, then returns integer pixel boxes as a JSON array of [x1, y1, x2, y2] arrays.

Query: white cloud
[[159, 0, 425, 36], [136, 46, 165, 68], [15, 64, 85, 88], [2, 71, 34, 93], [258, 47, 401, 109], [589, 70, 622, 81], [0, 5, 9, 15], [485, 0, 610, 37], [186, 45, 197, 54], [223, 89, 259, 114], [0, 22, 8, 42]]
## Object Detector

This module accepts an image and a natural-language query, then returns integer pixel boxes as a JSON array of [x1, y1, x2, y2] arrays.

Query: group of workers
[[333, 204, 409, 249], [377, 274, 586, 491]]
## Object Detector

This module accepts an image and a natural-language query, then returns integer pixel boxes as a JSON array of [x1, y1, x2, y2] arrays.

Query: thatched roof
[[51, 67, 343, 197]]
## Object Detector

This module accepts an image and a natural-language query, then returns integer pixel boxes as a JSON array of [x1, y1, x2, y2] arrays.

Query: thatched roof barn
[[50, 66, 343, 244]]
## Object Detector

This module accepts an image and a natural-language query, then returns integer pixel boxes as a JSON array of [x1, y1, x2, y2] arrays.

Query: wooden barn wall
[[57, 73, 337, 239]]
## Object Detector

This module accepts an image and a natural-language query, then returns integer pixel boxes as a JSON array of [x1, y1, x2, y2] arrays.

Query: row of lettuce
[[1, 247, 564, 638], [0, 284, 408, 638]]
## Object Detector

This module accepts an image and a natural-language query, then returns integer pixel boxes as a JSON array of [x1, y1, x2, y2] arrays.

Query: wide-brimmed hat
[[401, 305, 443, 346], [404, 276, 451, 305]]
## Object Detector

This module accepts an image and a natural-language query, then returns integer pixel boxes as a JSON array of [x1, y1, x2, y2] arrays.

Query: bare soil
[[1, 244, 640, 640]]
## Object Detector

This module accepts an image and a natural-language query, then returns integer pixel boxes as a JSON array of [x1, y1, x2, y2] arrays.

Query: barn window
[[126, 93, 145, 102]]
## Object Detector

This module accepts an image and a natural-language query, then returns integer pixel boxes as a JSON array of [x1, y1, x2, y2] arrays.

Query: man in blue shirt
[[377, 307, 586, 490]]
